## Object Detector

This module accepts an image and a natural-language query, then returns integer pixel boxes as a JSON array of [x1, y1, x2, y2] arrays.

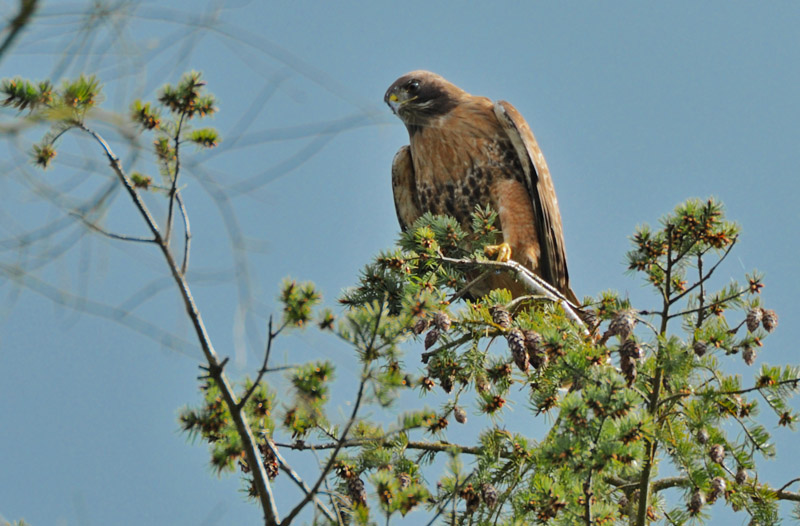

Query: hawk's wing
[[493, 100, 575, 303], [391, 145, 421, 231]]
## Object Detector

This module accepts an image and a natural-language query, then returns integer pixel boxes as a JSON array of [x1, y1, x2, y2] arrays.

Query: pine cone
[[490, 305, 512, 328], [347, 476, 368, 507], [620, 338, 644, 361], [620, 354, 637, 386], [735, 468, 748, 485], [507, 329, 529, 372], [761, 308, 778, 332], [688, 490, 705, 515], [709, 444, 725, 464], [696, 429, 710, 445], [524, 330, 548, 369], [709, 477, 726, 502], [693, 340, 708, 357], [413, 317, 429, 335], [742, 345, 756, 366], [745, 308, 762, 333], [433, 311, 451, 332], [425, 327, 440, 350], [440, 375, 454, 393], [481, 483, 498, 509], [263, 445, 279, 480], [453, 405, 468, 424], [607, 308, 637, 341], [460, 484, 481, 514]]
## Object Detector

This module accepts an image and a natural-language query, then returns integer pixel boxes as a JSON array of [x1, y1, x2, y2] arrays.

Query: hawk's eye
[[407, 80, 420, 93]]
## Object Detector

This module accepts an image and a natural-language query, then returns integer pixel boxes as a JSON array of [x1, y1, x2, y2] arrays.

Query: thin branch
[[239, 316, 289, 409], [69, 210, 155, 243], [165, 112, 186, 244], [425, 471, 476, 526], [264, 439, 337, 523], [448, 269, 491, 303], [666, 288, 750, 320], [657, 377, 800, 410], [275, 438, 491, 457], [0, 0, 39, 64], [76, 122, 280, 525], [668, 238, 738, 307], [777, 478, 800, 494], [695, 254, 706, 328], [176, 191, 191, 274]]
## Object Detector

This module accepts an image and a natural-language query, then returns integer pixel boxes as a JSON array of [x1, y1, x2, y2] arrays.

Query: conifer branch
[[275, 438, 490, 457]]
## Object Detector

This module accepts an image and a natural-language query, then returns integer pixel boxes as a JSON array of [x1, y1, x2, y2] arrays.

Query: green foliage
[[0, 71, 220, 186], [187, 127, 219, 148], [158, 71, 216, 119], [1, 77, 52, 110], [280, 279, 322, 327], [298, 200, 794, 525]]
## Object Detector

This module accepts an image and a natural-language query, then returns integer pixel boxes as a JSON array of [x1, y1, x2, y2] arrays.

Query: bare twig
[[239, 316, 288, 409], [69, 210, 155, 244], [176, 191, 191, 274], [165, 113, 186, 244], [0, 0, 38, 64]]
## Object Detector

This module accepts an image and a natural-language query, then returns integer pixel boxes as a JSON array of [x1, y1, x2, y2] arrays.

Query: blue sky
[[1, 1, 799, 524]]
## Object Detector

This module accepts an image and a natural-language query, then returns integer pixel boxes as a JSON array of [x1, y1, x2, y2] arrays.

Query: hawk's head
[[385, 71, 465, 128]]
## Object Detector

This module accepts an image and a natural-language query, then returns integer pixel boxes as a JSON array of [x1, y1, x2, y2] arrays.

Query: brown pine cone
[[745, 308, 762, 333], [507, 329, 529, 372], [490, 305, 512, 328], [761, 308, 778, 333]]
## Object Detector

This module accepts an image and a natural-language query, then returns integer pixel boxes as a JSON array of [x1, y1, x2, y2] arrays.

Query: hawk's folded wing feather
[[391, 145, 421, 231], [493, 100, 576, 304]]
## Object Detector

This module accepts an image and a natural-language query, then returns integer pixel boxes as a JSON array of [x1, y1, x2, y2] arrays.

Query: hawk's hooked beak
[[385, 90, 403, 114]]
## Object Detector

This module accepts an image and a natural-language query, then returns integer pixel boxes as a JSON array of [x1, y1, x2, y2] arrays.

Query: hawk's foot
[[484, 242, 512, 263]]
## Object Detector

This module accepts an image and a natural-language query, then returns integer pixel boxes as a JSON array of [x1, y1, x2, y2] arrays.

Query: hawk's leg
[[484, 242, 512, 262]]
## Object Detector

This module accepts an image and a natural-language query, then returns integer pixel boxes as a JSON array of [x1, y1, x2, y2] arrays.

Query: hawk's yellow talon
[[484, 242, 512, 262]]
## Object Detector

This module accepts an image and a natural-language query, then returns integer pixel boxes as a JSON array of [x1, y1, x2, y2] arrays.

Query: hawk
[[385, 70, 578, 304]]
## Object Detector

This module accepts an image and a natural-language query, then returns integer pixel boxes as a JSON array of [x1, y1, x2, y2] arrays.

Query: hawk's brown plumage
[[385, 71, 578, 304]]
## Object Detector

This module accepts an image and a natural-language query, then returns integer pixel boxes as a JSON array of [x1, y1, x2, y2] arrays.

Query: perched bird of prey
[[385, 70, 578, 304]]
